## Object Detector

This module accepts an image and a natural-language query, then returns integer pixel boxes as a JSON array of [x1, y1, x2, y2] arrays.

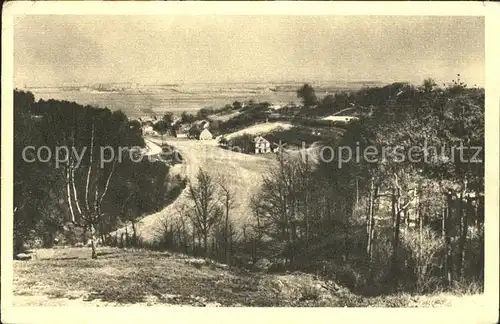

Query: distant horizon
[[14, 16, 484, 89], [20, 77, 480, 89], [20, 79, 387, 87]]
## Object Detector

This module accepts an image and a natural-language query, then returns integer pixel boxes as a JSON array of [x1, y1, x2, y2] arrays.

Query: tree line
[[14, 90, 185, 258], [152, 77, 484, 296], [247, 76, 484, 294]]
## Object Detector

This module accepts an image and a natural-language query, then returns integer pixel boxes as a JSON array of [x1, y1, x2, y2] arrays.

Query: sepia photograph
[[1, 2, 499, 323]]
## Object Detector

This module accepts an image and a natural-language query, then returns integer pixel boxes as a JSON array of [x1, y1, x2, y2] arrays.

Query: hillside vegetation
[[13, 91, 185, 257], [216, 122, 293, 141], [113, 137, 274, 243], [13, 77, 485, 305], [145, 77, 484, 298], [13, 247, 485, 307]]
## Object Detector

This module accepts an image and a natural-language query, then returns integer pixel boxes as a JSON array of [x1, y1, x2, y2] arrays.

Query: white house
[[199, 129, 213, 140], [142, 125, 154, 134], [269, 102, 285, 110], [142, 125, 159, 136], [254, 136, 271, 154], [254, 135, 281, 154]]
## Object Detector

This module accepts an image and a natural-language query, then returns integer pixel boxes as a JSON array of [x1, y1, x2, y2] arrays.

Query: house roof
[[260, 134, 286, 147], [200, 128, 212, 136]]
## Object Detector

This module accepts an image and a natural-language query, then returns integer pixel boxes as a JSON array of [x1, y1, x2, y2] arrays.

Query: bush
[[331, 264, 365, 292], [253, 258, 272, 272], [227, 134, 254, 154], [401, 227, 445, 293]]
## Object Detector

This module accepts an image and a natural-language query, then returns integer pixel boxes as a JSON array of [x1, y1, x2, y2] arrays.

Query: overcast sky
[[14, 15, 484, 87]]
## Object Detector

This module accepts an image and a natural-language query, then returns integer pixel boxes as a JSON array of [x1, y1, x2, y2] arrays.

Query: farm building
[[254, 135, 281, 154], [142, 125, 156, 135], [254, 136, 272, 154], [199, 129, 213, 140], [269, 102, 285, 110]]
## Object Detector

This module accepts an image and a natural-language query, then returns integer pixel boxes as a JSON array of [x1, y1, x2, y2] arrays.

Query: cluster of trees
[[180, 111, 197, 124], [296, 83, 355, 117], [176, 83, 358, 143], [179, 100, 243, 125], [218, 134, 255, 154], [99, 78, 483, 296], [14, 90, 183, 258], [152, 112, 177, 144], [152, 169, 241, 265], [247, 77, 484, 294], [217, 101, 271, 134]]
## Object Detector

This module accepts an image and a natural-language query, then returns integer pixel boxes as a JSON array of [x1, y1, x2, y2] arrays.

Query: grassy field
[[217, 122, 293, 140], [113, 137, 275, 242], [13, 247, 485, 308], [208, 111, 242, 122]]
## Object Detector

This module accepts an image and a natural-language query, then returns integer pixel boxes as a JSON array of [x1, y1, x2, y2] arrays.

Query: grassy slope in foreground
[[13, 247, 486, 308], [115, 137, 275, 243]]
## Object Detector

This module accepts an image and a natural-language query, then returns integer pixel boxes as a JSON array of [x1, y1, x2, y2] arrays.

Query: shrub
[[332, 264, 365, 292], [401, 226, 445, 293]]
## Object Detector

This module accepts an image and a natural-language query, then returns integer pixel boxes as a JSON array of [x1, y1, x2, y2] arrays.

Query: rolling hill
[[114, 137, 276, 243]]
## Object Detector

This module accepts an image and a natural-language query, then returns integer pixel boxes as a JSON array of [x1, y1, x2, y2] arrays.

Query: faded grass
[[13, 247, 483, 307]]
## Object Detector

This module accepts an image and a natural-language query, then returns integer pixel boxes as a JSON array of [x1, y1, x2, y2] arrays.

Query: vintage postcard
[[1, 1, 499, 324]]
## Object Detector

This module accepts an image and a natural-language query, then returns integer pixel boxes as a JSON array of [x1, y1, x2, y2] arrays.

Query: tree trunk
[[252, 238, 257, 264], [390, 187, 401, 290], [82, 226, 87, 245], [203, 231, 208, 258], [192, 230, 196, 256], [370, 186, 378, 255], [99, 221, 105, 245], [131, 221, 137, 246], [445, 193, 453, 285], [458, 197, 469, 279], [441, 206, 446, 279], [225, 203, 230, 264], [14, 229, 25, 255], [356, 177, 359, 209], [125, 225, 129, 247], [479, 221, 484, 282], [416, 188, 423, 292], [366, 178, 374, 259], [89, 224, 97, 259]]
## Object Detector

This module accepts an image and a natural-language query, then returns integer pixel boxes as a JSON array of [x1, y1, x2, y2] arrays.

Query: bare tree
[[389, 172, 417, 288], [175, 206, 191, 254], [250, 151, 306, 267], [121, 191, 141, 246], [186, 168, 223, 257], [64, 120, 117, 259], [218, 178, 236, 264]]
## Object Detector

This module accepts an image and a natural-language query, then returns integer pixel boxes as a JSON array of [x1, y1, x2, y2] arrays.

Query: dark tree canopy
[[13, 90, 180, 255], [297, 83, 318, 108]]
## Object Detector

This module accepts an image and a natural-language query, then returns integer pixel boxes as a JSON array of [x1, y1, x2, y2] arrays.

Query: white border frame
[[2, 2, 499, 324]]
